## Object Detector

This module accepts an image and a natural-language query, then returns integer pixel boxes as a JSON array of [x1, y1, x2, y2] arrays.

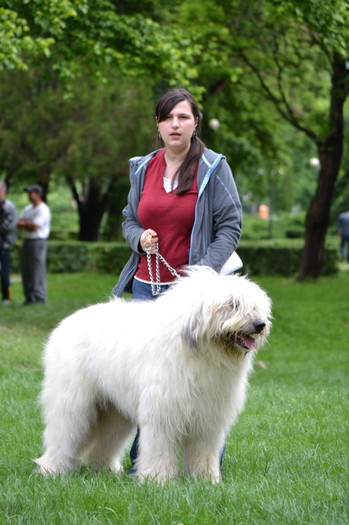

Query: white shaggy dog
[[35, 266, 272, 483]]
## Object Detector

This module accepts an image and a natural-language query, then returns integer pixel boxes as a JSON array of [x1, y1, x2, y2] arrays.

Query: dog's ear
[[180, 307, 204, 350], [181, 323, 198, 351]]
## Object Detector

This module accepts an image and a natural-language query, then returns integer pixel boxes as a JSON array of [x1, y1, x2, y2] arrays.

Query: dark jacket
[[0, 199, 18, 249]]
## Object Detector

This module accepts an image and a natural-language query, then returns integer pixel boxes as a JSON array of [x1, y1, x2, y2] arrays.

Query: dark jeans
[[129, 278, 226, 474], [0, 248, 11, 301], [132, 278, 170, 299]]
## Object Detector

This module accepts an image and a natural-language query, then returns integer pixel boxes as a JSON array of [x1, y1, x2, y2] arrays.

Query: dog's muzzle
[[221, 319, 266, 351]]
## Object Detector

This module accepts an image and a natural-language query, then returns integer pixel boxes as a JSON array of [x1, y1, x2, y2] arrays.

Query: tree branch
[[237, 49, 319, 143]]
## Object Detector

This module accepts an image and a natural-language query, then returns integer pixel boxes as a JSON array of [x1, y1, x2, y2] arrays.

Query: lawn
[[0, 271, 348, 524]]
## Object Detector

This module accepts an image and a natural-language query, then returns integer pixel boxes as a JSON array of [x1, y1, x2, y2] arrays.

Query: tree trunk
[[79, 203, 105, 241], [67, 178, 111, 241], [298, 152, 339, 279], [297, 54, 348, 280]]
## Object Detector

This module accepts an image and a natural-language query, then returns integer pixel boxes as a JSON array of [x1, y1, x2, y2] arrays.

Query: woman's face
[[157, 100, 198, 154]]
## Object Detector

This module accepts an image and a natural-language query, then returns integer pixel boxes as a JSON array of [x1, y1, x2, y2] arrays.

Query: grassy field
[[0, 271, 348, 524]]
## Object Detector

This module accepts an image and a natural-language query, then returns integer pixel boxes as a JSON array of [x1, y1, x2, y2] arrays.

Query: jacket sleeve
[[199, 159, 242, 271], [121, 163, 145, 254], [1, 202, 18, 245]]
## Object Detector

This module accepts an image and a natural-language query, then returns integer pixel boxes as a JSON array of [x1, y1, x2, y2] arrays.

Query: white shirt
[[163, 177, 178, 193], [20, 202, 51, 239]]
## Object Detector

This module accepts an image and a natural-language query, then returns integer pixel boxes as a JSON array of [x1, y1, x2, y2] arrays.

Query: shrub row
[[10, 242, 131, 278], [10, 239, 338, 277], [236, 240, 338, 276], [12, 239, 338, 276]]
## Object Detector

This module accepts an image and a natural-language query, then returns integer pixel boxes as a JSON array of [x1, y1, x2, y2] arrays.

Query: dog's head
[[175, 266, 272, 355]]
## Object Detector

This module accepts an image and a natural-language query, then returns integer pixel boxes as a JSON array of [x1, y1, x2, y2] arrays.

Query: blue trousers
[[129, 278, 226, 473]]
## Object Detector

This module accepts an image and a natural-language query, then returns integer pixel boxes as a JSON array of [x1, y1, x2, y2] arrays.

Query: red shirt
[[136, 149, 198, 283]]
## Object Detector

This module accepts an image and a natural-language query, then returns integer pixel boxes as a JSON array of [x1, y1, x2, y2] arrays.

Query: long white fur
[[35, 266, 272, 483]]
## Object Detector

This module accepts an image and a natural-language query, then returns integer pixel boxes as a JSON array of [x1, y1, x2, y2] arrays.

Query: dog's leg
[[81, 404, 135, 473], [35, 388, 97, 477], [136, 425, 179, 484], [183, 431, 225, 483]]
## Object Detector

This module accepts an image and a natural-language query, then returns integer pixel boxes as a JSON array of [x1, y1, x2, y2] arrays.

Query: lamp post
[[208, 118, 220, 131], [310, 157, 320, 176]]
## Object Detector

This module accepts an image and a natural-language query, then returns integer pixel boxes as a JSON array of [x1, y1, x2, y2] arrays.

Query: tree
[[179, 0, 349, 278], [0, 68, 155, 240], [0, 0, 199, 87], [0, 1, 200, 239], [55, 78, 156, 241]]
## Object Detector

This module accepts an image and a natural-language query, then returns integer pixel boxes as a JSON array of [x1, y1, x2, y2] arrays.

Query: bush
[[10, 241, 132, 276], [237, 239, 338, 276], [85, 243, 132, 275], [10, 239, 338, 277], [241, 213, 306, 241]]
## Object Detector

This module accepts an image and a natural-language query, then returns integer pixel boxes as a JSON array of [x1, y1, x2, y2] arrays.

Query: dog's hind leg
[[35, 387, 98, 477], [81, 404, 135, 473]]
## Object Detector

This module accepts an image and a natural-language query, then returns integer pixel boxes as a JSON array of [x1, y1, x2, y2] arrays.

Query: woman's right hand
[[140, 229, 158, 254]]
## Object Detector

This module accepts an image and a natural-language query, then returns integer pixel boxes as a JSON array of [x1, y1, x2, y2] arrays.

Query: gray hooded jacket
[[112, 147, 242, 296]]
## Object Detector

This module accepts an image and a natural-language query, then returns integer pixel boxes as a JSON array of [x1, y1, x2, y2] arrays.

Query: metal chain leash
[[146, 243, 181, 296]]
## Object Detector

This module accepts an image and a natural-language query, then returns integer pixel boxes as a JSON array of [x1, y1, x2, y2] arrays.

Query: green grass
[[1, 272, 348, 524]]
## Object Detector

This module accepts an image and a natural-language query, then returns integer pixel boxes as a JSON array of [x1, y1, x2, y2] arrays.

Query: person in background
[[113, 87, 242, 474], [17, 184, 51, 304], [336, 208, 349, 263], [0, 181, 18, 305]]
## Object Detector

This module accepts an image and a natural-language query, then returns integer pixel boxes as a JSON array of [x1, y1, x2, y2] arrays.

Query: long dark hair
[[155, 88, 205, 194]]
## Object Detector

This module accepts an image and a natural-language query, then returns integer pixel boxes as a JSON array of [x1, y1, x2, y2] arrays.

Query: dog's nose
[[254, 321, 266, 333]]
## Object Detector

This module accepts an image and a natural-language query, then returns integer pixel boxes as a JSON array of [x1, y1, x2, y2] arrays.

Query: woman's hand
[[140, 229, 159, 254]]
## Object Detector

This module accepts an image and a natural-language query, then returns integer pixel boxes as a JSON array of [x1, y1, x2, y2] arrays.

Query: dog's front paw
[[107, 458, 124, 474], [137, 470, 175, 485]]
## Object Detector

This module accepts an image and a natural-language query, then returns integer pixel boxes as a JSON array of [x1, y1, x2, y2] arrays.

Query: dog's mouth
[[221, 332, 257, 351]]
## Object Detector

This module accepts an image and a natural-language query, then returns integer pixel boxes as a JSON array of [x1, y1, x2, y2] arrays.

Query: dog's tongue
[[241, 335, 256, 350]]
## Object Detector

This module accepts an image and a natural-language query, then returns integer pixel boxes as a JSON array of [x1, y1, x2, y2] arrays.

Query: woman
[[113, 88, 242, 299], [113, 88, 242, 473]]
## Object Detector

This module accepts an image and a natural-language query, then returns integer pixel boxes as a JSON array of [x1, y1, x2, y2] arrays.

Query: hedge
[[10, 239, 338, 277], [236, 239, 338, 276]]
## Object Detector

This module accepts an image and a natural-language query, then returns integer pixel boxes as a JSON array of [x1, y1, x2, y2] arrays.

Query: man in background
[[336, 208, 349, 263], [0, 181, 18, 304], [17, 184, 51, 304]]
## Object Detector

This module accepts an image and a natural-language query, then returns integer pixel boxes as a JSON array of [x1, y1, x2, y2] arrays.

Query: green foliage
[[84, 243, 131, 275], [9, 238, 338, 277], [0, 7, 54, 70], [238, 240, 338, 277], [0, 0, 200, 87], [10, 241, 131, 276], [241, 213, 307, 241], [0, 69, 156, 239], [271, 0, 349, 58], [0, 272, 348, 523]]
